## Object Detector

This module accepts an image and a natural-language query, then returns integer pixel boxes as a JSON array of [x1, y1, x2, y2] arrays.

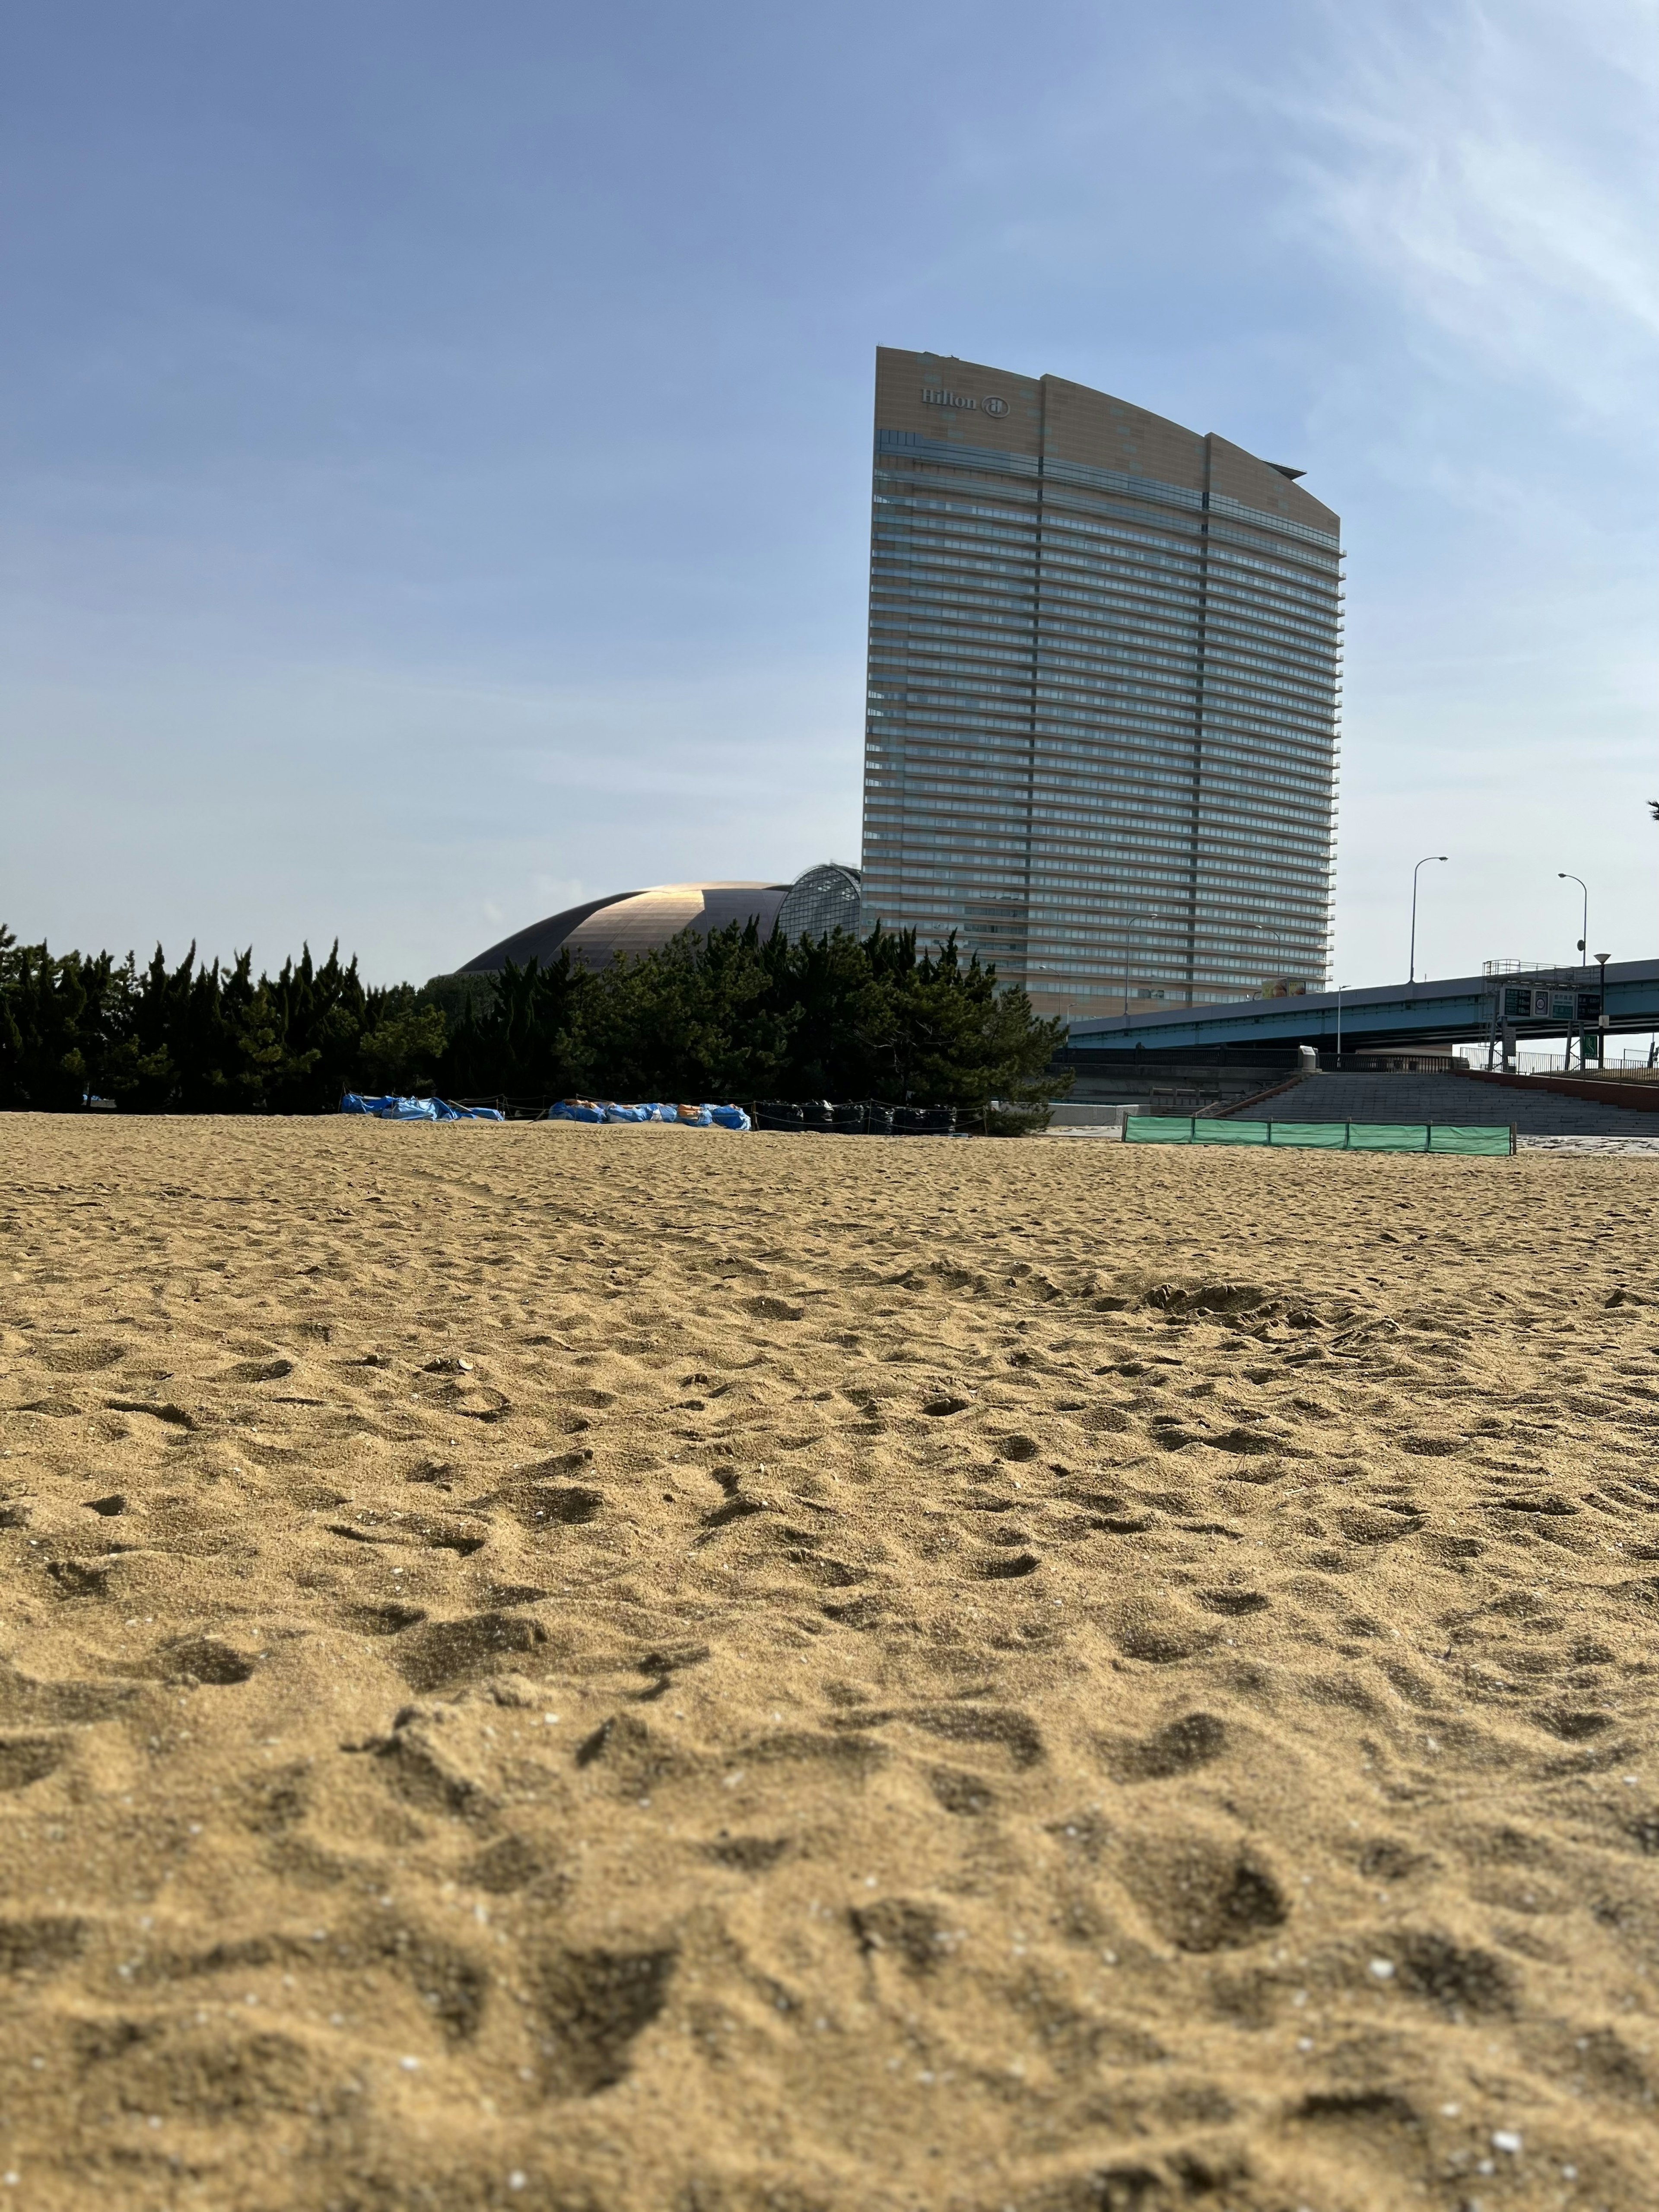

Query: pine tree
[[0, 916, 1068, 1122]]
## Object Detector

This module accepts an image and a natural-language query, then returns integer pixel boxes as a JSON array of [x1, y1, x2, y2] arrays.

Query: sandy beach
[[2, 1117, 1656, 2211]]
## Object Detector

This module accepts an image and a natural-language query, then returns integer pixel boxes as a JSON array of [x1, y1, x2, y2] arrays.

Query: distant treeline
[[0, 919, 1068, 1119]]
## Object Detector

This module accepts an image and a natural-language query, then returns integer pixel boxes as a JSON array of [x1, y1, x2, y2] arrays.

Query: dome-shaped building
[[459, 864, 861, 975], [775, 861, 863, 943]]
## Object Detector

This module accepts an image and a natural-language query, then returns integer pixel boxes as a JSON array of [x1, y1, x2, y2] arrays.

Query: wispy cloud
[[1283, 0, 1659, 415], [1252, 3, 1659, 992]]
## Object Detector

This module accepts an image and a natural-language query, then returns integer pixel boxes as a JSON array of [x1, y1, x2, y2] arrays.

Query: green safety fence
[[1123, 1117, 1514, 1156]]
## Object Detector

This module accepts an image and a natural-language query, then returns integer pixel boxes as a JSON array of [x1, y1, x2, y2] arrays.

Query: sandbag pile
[[340, 1093, 505, 1121], [546, 1100, 752, 1129], [751, 1100, 957, 1135]]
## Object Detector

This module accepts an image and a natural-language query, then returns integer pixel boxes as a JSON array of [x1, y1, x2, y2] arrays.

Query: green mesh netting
[[1348, 1122, 1430, 1150], [1261, 1122, 1350, 1148], [1122, 1117, 1512, 1155], [1123, 1116, 1201, 1143], [1426, 1125, 1514, 1156], [1123, 1115, 1203, 1150]]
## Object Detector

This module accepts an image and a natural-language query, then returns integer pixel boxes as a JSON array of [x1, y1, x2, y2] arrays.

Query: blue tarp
[[547, 1100, 751, 1131], [340, 1093, 505, 1121]]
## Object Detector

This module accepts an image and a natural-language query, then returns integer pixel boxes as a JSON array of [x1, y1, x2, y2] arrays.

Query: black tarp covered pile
[[752, 1100, 958, 1135]]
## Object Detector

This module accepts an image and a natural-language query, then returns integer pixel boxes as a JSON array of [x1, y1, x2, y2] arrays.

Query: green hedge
[[0, 919, 1068, 1119]]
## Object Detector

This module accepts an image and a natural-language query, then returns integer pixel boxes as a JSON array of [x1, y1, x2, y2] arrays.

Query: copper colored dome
[[461, 881, 790, 974]]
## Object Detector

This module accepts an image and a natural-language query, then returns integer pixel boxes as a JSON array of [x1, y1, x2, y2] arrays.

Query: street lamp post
[[1408, 856, 1448, 984], [1559, 873, 1588, 1068]]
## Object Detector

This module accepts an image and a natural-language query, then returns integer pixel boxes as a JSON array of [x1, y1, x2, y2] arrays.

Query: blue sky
[[4, 0, 1656, 989]]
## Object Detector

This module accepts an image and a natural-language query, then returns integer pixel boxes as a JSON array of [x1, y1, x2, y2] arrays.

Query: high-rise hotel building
[[858, 349, 1341, 1020]]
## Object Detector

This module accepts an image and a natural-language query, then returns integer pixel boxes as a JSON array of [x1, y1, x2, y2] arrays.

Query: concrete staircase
[[1227, 1071, 1659, 1138]]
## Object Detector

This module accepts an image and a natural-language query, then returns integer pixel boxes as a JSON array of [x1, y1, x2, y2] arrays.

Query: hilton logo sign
[[922, 388, 1010, 417]]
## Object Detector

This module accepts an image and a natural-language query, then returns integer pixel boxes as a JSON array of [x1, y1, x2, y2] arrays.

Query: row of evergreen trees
[[0, 919, 1067, 1118]]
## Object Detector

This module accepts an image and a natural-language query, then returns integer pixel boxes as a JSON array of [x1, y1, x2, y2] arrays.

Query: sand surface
[[2, 1119, 1656, 2212]]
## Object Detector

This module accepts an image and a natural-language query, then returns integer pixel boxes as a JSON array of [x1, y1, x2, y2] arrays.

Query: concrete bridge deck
[[1068, 956, 1659, 1060]]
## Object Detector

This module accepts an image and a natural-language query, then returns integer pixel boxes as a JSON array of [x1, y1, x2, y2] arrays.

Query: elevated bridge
[[1065, 957, 1659, 1063]]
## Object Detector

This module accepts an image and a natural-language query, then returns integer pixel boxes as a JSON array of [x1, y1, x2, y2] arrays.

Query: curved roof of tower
[[460, 881, 792, 974]]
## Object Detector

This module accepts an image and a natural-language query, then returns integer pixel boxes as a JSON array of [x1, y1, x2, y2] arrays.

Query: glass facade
[[858, 350, 1341, 1020], [776, 862, 862, 941]]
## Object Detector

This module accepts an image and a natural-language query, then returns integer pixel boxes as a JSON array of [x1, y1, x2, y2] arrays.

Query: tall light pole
[[1409, 855, 1447, 984], [1559, 873, 1588, 1068], [1558, 873, 1588, 963]]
